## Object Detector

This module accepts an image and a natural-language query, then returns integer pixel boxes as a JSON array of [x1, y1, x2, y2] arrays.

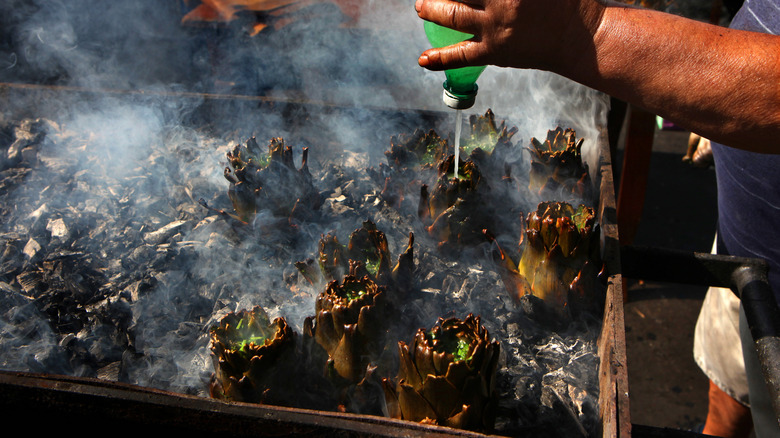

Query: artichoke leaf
[[397, 342, 424, 390], [460, 373, 490, 406], [314, 310, 341, 353], [444, 360, 471, 390], [332, 323, 361, 381], [413, 335, 439, 382], [397, 380, 439, 422], [419, 374, 463, 419], [443, 404, 479, 430], [432, 349, 452, 376]]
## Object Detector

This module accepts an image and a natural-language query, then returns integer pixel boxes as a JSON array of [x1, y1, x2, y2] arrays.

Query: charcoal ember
[[319, 160, 379, 226], [63, 315, 130, 376], [539, 384, 589, 438], [142, 219, 192, 245], [541, 353, 599, 435], [2, 118, 52, 169], [322, 184, 359, 219], [0, 168, 32, 210], [0, 286, 69, 374], [96, 361, 122, 381], [22, 237, 44, 265], [45, 218, 69, 241], [120, 275, 159, 302], [449, 266, 509, 313]]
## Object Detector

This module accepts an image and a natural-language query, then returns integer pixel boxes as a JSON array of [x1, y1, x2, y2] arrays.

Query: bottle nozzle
[[442, 82, 478, 110], [443, 88, 476, 109]]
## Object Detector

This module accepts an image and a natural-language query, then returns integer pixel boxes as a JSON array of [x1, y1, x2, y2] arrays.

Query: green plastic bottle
[[423, 20, 486, 109]]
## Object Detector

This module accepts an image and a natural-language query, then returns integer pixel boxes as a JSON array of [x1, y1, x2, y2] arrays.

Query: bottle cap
[[442, 88, 476, 110]]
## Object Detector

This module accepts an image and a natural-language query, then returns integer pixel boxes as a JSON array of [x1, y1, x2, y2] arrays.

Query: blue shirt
[[711, 0, 780, 301]]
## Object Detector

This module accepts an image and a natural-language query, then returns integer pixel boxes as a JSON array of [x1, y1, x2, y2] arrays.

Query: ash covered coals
[[0, 113, 215, 386], [0, 107, 604, 437]]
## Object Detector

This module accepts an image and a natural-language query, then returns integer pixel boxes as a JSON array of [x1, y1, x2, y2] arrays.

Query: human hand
[[414, 0, 605, 74], [683, 133, 714, 168]]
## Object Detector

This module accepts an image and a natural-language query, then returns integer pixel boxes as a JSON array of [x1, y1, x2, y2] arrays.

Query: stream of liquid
[[454, 109, 462, 179]]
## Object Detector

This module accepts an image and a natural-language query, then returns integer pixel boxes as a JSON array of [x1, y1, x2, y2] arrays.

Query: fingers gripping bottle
[[423, 20, 487, 109]]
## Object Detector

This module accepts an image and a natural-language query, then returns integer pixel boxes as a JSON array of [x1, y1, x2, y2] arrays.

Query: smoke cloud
[[0, 0, 609, 431]]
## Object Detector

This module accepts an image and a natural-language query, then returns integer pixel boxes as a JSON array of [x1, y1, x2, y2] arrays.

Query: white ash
[[0, 111, 602, 437]]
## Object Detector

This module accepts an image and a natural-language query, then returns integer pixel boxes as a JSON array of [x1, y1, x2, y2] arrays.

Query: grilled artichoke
[[208, 306, 298, 405], [515, 201, 599, 316], [223, 136, 320, 223], [297, 220, 415, 299], [418, 155, 496, 249], [382, 313, 500, 432], [462, 109, 519, 176], [366, 128, 450, 210], [527, 127, 592, 201], [305, 272, 389, 383]]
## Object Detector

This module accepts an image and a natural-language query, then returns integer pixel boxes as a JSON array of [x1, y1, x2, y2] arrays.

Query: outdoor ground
[[613, 116, 720, 433]]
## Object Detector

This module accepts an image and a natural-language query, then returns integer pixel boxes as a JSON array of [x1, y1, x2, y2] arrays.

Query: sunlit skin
[[414, 0, 780, 153]]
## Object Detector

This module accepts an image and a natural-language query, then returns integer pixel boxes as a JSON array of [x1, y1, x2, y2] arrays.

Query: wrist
[[549, 0, 607, 78]]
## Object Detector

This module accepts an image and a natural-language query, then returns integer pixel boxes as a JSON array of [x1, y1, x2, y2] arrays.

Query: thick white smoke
[[0, 0, 609, 424]]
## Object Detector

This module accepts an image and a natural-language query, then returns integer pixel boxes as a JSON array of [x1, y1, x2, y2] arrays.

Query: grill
[[4, 80, 779, 437], [0, 82, 628, 436]]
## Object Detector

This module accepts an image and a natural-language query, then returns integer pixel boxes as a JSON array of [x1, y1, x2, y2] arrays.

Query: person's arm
[[415, 0, 780, 153]]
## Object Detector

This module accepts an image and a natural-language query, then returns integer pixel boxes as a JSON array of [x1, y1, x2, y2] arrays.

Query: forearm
[[415, 0, 780, 152], [564, 5, 780, 152]]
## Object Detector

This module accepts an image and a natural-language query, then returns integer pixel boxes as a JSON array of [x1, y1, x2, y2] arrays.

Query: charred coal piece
[[526, 127, 593, 202], [512, 201, 599, 318], [382, 313, 500, 432], [366, 129, 449, 210], [209, 306, 299, 406], [299, 220, 415, 300], [223, 136, 320, 224], [307, 273, 389, 383]]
